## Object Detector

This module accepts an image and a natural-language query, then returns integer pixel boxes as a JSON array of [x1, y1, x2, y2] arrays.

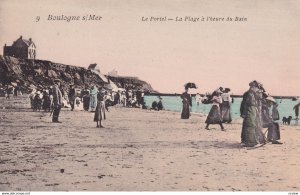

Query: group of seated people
[[29, 89, 52, 112], [151, 96, 164, 111]]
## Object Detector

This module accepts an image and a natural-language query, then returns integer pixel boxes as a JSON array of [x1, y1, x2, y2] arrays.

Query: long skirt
[[83, 96, 90, 111], [181, 101, 190, 119], [94, 101, 106, 122], [205, 105, 222, 124], [266, 122, 280, 141], [221, 102, 232, 123], [42, 96, 51, 111], [241, 106, 265, 146], [89, 94, 97, 112], [69, 96, 75, 109]]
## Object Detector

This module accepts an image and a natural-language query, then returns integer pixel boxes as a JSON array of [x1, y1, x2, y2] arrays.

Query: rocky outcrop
[[107, 75, 156, 93], [0, 55, 155, 93]]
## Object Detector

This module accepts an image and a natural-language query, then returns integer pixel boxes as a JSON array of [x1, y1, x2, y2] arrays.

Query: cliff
[[0, 55, 155, 93]]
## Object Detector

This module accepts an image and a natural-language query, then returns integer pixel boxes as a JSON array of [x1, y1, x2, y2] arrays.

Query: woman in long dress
[[89, 85, 98, 112], [94, 88, 106, 128], [220, 88, 232, 123], [240, 81, 266, 147], [205, 90, 225, 130], [261, 97, 282, 144], [181, 88, 192, 119], [82, 88, 90, 111]]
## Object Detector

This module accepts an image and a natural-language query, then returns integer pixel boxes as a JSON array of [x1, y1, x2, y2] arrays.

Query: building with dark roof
[[3, 36, 36, 59]]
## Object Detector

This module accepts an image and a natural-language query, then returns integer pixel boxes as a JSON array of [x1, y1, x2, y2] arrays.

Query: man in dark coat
[[81, 86, 90, 111], [52, 79, 63, 123], [68, 84, 76, 111]]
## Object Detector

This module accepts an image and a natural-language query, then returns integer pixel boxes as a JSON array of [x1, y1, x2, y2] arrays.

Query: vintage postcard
[[0, 0, 299, 193]]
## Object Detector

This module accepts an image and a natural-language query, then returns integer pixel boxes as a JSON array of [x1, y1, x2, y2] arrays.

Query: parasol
[[184, 82, 197, 89]]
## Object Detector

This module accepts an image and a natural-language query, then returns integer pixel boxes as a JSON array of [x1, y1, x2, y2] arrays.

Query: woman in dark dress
[[82, 88, 90, 111], [181, 87, 192, 119], [240, 81, 266, 147], [205, 90, 225, 130], [94, 89, 106, 128], [42, 90, 51, 112]]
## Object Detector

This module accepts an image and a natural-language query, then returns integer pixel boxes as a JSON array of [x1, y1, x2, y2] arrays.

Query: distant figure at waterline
[[181, 83, 196, 119]]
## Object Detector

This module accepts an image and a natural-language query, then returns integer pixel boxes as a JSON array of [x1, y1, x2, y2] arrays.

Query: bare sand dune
[[0, 96, 299, 191]]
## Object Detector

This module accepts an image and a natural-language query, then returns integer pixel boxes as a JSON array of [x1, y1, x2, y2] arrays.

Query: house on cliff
[[87, 63, 108, 83], [3, 36, 36, 59]]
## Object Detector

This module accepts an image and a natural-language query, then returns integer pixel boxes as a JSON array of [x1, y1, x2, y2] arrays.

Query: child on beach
[[195, 93, 202, 106], [94, 88, 106, 128]]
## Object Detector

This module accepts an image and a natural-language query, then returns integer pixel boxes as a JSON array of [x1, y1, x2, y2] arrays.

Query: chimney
[[20, 35, 22, 39], [29, 38, 32, 42]]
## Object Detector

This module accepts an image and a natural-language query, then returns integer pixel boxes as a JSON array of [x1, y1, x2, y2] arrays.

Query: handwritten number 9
[[36, 16, 40, 22]]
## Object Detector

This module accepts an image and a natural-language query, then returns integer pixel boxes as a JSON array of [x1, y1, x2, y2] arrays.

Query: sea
[[144, 95, 299, 122]]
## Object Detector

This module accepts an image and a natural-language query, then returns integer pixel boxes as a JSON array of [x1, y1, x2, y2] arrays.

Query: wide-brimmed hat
[[224, 88, 231, 92], [266, 96, 276, 103], [69, 83, 74, 86], [53, 79, 61, 83]]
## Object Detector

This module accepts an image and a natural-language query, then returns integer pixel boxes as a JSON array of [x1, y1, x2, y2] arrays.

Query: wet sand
[[0, 96, 300, 191]]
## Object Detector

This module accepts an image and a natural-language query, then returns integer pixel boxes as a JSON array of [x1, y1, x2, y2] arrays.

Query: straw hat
[[266, 96, 276, 103]]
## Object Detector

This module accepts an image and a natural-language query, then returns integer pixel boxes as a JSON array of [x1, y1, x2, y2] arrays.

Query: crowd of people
[[180, 86, 232, 128], [26, 79, 150, 126], [240, 80, 282, 147], [151, 96, 164, 111], [2, 78, 298, 148], [0, 84, 22, 99], [180, 80, 283, 148]]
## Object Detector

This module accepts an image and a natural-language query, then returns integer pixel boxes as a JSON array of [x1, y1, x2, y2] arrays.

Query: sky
[[0, 0, 299, 96]]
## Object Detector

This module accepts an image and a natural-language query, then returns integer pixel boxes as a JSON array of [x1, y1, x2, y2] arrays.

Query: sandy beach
[[0, 96, 300, 191]]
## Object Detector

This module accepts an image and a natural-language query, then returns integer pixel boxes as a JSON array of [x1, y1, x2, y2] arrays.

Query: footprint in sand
[[97, 174, 105, 179]]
